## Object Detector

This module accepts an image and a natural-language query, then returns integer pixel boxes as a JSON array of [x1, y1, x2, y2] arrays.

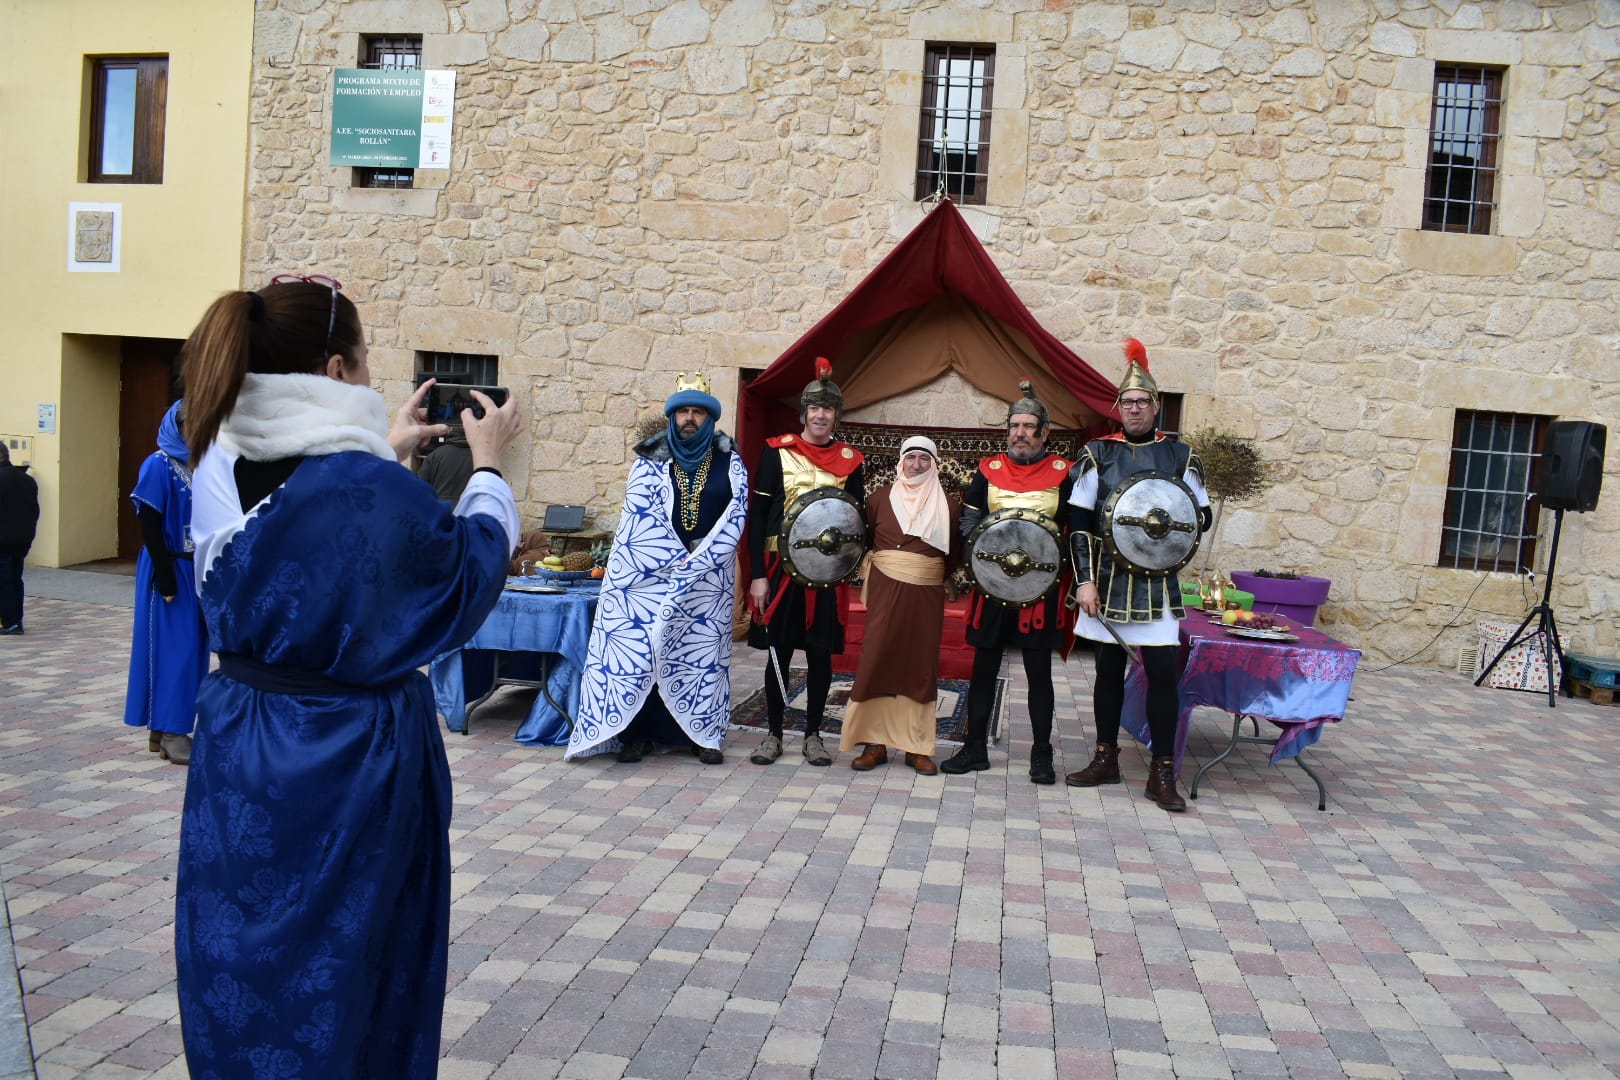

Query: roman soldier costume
[[1066, 339, 1211, 811], [941, 381, 1072, 783], [747, 358, 866, 766]]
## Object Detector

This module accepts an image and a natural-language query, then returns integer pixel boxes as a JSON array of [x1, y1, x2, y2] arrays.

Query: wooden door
[[117, 338, 183, 558]]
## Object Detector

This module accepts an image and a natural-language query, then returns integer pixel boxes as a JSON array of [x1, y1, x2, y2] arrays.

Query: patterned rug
[[729, 673, 1005, 744]]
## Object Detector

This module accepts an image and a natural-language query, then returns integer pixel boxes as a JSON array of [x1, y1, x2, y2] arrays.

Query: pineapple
[[561, 550, 595, 573]]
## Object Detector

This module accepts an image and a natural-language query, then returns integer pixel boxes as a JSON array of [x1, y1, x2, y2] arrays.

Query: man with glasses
[[1065, 339, 1211, 811]]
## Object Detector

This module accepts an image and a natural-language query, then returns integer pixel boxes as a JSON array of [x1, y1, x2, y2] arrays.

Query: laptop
[[542, 504, 587, 533]]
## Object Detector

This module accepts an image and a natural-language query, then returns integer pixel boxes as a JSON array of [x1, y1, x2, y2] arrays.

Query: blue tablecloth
[[1122, 610, 1361, 775], [430, 580, 600, 744]]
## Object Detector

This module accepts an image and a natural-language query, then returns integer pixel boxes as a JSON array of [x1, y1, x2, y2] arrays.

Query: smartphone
[[424, 382, 509, 426]]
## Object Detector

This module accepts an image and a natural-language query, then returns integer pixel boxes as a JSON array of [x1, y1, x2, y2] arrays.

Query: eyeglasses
[[270, 273, 344, 357], [1119, 398, 1155, 411]]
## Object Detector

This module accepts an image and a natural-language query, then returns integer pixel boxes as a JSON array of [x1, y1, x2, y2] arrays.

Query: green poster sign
[[331, 68, 455, 168]]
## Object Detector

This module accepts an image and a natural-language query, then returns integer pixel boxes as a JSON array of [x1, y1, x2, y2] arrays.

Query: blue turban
[[157, 401, 188, 462], [664, 388, 721, 472]]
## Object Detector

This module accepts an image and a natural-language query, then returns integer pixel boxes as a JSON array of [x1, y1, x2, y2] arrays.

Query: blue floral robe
[[568, 449, 749, 757], [176, 451, 511, 1079], [123, 451, 208, 736]]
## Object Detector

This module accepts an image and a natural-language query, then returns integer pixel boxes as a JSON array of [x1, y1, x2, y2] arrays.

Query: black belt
[[217, 654, 410, 696], [172, 551, 194, 561]]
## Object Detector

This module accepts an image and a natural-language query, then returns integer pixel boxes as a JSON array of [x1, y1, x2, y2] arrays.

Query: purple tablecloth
[[1122, 611, 1362, 775]]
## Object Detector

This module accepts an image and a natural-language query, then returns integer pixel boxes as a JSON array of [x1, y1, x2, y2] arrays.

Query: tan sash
[[860, 549, 945, 605]]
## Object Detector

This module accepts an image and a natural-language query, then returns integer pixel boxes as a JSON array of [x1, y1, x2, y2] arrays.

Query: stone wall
[[246, 0, 1620, 664]]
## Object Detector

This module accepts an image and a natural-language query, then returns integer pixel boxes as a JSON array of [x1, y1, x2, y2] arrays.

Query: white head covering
[[890, 436, 952, 554]]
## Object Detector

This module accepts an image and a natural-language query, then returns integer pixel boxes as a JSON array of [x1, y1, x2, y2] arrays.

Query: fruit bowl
[[520, 566, 595, 582]]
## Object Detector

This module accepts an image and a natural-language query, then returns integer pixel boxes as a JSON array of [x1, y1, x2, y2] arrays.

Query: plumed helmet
[[1116, 338, 1160, 405], [1005, 378, 1050, 432], [800, 356, 844, 420]]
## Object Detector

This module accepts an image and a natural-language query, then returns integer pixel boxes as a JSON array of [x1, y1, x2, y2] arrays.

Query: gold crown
[[674, 371, 711, 394]]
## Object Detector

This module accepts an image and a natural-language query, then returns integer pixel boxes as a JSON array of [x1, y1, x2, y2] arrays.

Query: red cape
[[768, 434, 864, 478], [978, 452, 1072, 493]]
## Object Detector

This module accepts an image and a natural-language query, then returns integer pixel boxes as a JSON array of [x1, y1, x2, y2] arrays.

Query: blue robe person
[[176, 372, 518, 1079], [122, 403, 207, 749]]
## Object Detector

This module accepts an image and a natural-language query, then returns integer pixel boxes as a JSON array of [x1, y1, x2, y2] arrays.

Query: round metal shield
[[780, 486, 867, 586], [1099, 471, 1201, 577], [967, 508, 1063, 607]]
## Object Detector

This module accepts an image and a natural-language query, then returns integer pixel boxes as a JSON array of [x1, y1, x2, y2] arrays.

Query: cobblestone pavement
[[2, 593, 1619, 1079]]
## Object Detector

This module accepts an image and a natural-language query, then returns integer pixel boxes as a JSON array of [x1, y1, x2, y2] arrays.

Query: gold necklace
[[677, 451, 712, 532]]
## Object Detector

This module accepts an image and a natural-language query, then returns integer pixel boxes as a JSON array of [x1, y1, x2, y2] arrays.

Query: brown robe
[[841, 486, 962, 755]]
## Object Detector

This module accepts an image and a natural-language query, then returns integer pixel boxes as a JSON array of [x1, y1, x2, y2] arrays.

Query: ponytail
[[180, 279, 364, 462], [182, 292, 256, 462]]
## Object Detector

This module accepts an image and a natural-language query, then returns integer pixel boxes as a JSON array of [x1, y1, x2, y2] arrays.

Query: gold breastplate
[[781, 447, 846, 504], [986, 482, 1060, 518]]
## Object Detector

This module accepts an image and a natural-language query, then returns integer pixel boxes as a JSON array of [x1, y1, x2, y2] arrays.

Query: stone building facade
[[245, 0, 1619, 665]]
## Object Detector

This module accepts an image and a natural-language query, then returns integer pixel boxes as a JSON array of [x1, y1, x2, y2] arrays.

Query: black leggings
[[1093, 642, 1179, 757], [965, 646, 1053, 747], [763, 645, 832, 737]]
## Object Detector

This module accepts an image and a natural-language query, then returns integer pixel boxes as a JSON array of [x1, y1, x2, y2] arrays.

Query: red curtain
[[737, 200, 1120, 474]]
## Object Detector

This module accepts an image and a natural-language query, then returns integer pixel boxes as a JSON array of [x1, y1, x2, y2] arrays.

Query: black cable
[[1362, 571, 1498, 674]]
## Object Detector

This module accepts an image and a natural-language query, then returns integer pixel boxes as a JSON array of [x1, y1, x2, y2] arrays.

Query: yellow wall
[[0, 0, 252, 565]]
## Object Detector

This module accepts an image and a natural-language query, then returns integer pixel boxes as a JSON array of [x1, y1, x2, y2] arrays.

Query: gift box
[[1477, 620, 1563, 692]]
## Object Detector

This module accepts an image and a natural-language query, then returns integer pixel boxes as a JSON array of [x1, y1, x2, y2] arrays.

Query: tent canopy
[[737, 199, 1121, 470]]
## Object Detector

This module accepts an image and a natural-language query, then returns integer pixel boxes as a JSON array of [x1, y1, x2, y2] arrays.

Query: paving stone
[[4, 594, 1620, 1077]]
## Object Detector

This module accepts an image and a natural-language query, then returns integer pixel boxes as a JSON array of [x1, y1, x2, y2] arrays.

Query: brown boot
[[1064, 743, 1122, 787], [904, 752, 938, 776], [851, 744, 889, 771], [1145, 756, 1186, 811]]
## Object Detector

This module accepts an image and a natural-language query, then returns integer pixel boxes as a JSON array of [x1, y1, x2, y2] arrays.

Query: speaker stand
[[1474, 508, 1567, 708]]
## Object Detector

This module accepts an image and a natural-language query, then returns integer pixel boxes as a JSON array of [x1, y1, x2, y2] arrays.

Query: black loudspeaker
[[1538, 421, 1606, 512]]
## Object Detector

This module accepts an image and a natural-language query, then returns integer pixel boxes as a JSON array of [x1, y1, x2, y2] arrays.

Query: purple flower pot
[[1229, 572, 1331, 627]]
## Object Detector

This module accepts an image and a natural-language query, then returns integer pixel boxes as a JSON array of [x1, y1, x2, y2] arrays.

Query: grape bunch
[[1250, 613, 1280, 631]]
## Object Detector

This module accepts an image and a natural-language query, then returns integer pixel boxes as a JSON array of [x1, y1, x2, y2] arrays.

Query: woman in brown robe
[[843, 436, 962, 775]]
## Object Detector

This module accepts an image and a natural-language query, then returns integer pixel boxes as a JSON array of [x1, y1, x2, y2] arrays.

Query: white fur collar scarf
[[216, 373, 394, 462]]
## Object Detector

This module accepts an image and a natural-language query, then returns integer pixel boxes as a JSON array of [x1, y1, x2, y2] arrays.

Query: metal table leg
[[464, 651, 574, 737], [1190, 712, 1327, 811]]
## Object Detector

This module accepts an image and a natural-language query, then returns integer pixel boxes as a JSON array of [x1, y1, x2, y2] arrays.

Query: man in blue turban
[[569, 373, 750, 765]]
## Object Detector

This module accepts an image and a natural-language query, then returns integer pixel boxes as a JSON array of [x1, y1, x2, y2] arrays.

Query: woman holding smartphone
[[175, 274, 522, 1077]]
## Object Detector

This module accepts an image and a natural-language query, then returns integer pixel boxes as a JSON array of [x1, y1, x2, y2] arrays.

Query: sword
[[1097, 616, 1143, 669], [766, 642, 792, 707]]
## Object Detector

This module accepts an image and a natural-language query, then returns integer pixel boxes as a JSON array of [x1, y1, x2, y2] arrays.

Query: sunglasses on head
[[270, 273, 344, 358]]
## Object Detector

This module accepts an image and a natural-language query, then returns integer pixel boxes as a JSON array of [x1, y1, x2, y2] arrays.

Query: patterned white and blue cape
[[568, 438, 749, 757]]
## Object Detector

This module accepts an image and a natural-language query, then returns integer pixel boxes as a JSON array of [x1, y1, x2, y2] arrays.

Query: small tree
[[1186, 426, 1273, 573]]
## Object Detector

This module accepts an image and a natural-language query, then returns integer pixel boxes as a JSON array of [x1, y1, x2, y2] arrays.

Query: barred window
[[1440, 411, 1547, 574], [354, 35, 422, 190], [416, 351, 499, 388], [1424, 66, 1503, 235], [915, 44, 995, 205]]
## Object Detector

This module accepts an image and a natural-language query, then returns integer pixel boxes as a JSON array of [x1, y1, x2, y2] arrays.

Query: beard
[[1007, 441, 1043, 464]]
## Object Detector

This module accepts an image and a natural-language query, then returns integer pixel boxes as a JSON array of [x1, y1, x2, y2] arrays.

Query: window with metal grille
[[1424, 66, 1503, 235], [1440, 411, 1547, 573], [915, 44, 995, 205], [87, 56, 168, 184], [416, 351, 500, 388], [354, 35, 422, 190]]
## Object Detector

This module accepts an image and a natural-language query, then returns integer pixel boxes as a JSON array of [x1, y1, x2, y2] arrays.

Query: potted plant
[[1185, 425, 1273, 575], [1230, 569, 1332, 627]]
